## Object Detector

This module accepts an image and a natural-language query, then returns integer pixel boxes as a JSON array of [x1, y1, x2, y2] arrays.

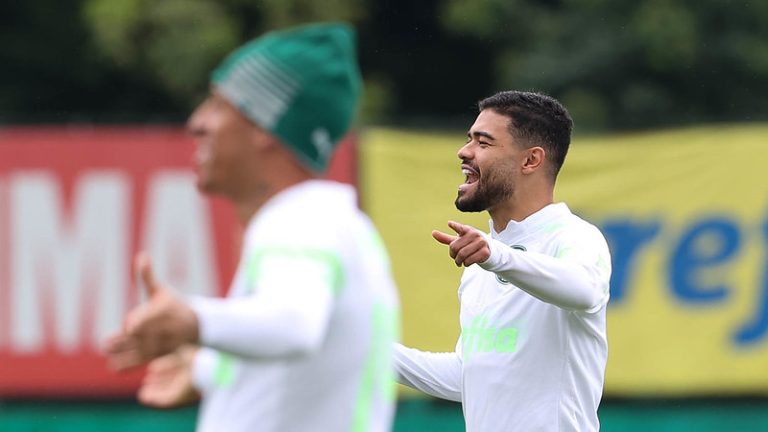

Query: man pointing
[[395, 91, 611, 431]]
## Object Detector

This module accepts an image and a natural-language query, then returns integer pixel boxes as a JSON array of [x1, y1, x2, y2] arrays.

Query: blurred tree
[[0, 0, 179, 122], [83, 0, 240, 108], [254, 0, 365, 28], [356, 0, 494, 125], [0, 0, 492, 125], [81, 0, 367, 111], [440, 0, 768, 130], [2, 0, 767, 128]]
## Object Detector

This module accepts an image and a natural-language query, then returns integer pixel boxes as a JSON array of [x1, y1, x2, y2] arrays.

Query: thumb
[[135, 252, 160, 298], [432, 230, 456, 246]]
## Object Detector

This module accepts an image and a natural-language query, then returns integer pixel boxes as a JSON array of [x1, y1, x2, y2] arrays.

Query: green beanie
[[212, 22, 362, 173]]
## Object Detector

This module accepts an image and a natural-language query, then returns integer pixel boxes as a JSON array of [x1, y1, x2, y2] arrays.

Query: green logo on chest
[[461, 316, 519, 361]]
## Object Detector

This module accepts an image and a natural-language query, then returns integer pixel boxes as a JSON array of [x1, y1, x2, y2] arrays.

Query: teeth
[[462, 168, 478, 184]]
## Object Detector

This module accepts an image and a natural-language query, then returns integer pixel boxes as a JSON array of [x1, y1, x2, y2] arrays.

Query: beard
[[455, 168, 514, 213]]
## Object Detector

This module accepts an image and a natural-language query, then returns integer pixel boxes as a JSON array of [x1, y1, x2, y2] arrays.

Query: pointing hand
[[432, 221, 490, 267]]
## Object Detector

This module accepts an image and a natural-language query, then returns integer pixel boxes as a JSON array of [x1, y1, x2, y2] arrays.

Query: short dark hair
[[478, 90, 573, 179]]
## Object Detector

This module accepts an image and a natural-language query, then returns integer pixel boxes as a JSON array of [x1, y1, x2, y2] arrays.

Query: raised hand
[[138, 345, 201, 408], [432, 221, 491, 267], [105, 252, 200, 371]]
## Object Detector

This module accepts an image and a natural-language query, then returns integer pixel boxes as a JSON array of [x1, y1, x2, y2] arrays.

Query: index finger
[[432, 230, 456, 246], [103, 332, 134, 355], [103, 333, 144, 371], [447, 220, 469, 236]]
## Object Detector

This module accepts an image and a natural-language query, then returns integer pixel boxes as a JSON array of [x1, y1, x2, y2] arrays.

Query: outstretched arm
[[189, 247, 339, 358], [433, 221, 609, 312], [393, 343, 462, 402], [106, 250, 337, 371]]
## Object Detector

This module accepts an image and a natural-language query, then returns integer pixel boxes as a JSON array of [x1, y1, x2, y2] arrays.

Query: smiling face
[[186, 91, 265, 198], [455, 109, 522, 213]]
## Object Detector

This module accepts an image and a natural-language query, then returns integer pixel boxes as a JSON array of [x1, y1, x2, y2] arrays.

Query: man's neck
[[234, 173, 315, 226], [233, 182, 274, 226], [488, 191, 554, 233]]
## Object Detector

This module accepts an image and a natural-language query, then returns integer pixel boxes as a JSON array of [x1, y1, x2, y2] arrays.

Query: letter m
[[10, 171, 129, 353]]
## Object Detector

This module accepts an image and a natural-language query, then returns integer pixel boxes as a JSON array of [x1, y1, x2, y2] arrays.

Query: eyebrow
[[467, 130, 496, 141]]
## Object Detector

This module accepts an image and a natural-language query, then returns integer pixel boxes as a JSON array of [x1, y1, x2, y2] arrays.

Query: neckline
[[489, 202, 570, 243]]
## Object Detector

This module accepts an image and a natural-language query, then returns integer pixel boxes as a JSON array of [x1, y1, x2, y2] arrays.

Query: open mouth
[[459, 164, 479, 191], [462, 165, 479, 184]]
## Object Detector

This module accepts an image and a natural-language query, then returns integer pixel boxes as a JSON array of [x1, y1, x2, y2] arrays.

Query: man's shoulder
[[556, 207, 605, 236], [546, 211, 610, 254]]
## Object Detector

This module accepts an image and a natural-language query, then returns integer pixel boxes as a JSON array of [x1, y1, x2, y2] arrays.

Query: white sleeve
[[191, 346, 220, 393], [188, 251, 337, 359], [393, 343, 462, 402], [479, 234, 610, 313]]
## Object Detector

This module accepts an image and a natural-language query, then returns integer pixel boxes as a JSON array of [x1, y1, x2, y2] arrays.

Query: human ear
[[248, 127, 279, 151], [521, 146, 545, 174]]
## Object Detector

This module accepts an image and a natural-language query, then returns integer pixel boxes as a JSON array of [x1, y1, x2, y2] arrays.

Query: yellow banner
[[361, 124, 768, 396]]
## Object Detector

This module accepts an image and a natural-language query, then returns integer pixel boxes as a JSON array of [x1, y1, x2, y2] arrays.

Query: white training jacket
[[396, 203, 611, 432], [189, 180, 400, 432]]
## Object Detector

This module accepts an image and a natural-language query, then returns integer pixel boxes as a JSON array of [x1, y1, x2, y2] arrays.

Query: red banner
[[0, 126, 356, 397]]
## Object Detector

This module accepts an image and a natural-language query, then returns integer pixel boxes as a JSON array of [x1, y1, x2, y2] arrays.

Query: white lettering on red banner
[[0, 127, 355, 396]]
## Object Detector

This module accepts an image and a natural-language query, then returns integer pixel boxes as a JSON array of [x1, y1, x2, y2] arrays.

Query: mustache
[[461, 159, 480, 173]]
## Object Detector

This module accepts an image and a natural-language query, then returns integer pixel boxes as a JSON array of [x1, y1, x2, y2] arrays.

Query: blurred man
[[105, 23, 400, 432], [394, 91, 611, 431]]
